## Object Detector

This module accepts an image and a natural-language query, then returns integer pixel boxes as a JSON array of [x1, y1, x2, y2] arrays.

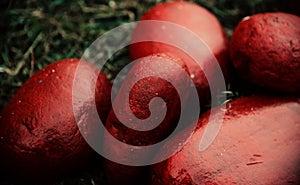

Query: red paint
[[103, 53, 191, 185], [130, 1, 229, 105], [230, 12, 300, 93], [0, 58, 111, 181], [151, 96, 300, 184]]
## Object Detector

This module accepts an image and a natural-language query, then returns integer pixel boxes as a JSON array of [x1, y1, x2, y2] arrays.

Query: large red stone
[[230, 12, 300, 93], [130, 1, 229, 105], [151, 95, 300, 184], [103, 53, 192, 185], [0, 58, 111, 181]]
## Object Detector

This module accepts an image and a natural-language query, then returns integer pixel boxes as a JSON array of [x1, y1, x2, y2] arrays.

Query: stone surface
[[230, 12, 300, 93], [151, 95, 300, 185]]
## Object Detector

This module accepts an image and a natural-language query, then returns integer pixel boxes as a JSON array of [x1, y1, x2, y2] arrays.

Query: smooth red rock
[[103, 53, 192, 185], [130, 1, 229, 105], [0, 58, 111, 181], [230, 12, 300, 93], [151, 96, 300, 185]]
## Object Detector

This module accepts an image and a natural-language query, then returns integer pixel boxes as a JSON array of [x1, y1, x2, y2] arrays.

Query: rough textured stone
[[130, 1, 229, 105], [0, 58, 111, 181], [230, 12, 300, 93], [151, 96, 300, 185]]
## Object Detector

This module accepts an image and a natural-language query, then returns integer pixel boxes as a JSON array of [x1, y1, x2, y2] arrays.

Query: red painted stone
[[103, 53, 192, 185], [0, 58, 111, 181], [230, 12, 300, 93], [130, 1, 229, 105], [151, 96, 300, 184]]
